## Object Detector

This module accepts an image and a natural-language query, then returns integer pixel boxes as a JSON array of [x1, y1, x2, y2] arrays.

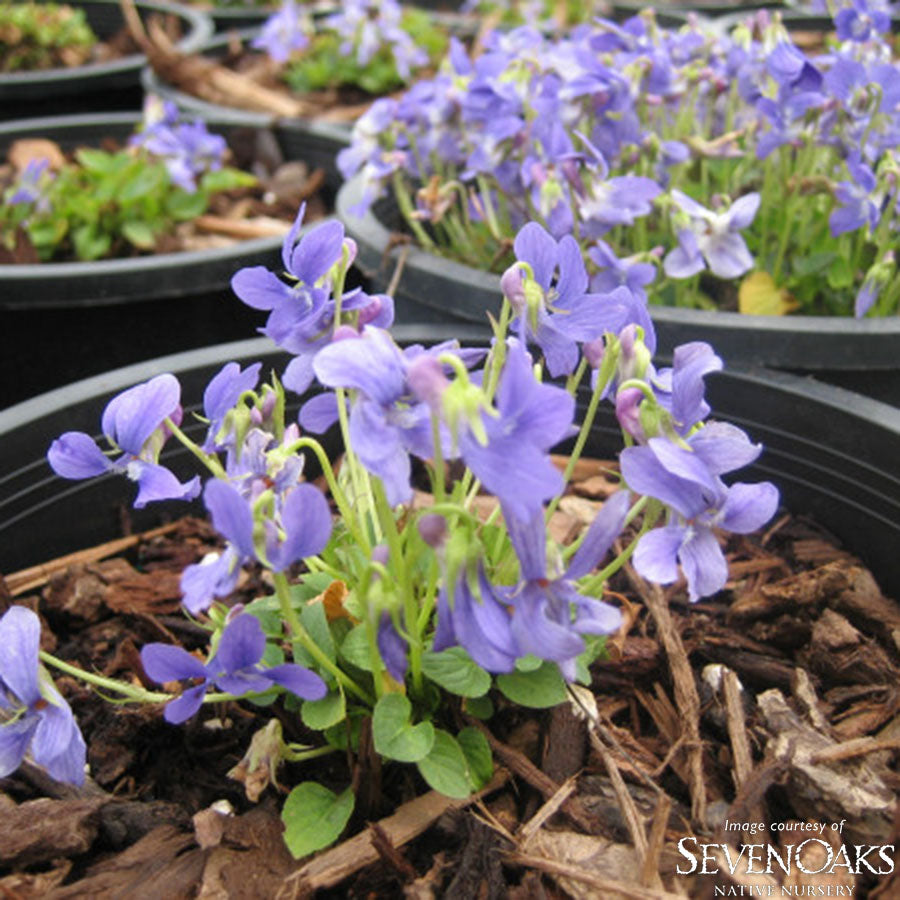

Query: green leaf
[[575, 635, 606, 686], [422, 647, 490, 698], [121, 220, 157, 250], [497, 662, 567, 708], [71, 224, 111, 261], [372, 693, 434, 763], [416, 730, 472, 799], [464, 695, 494, 720], [827, 256, 854, 290], [457, 727, 492, 789], [301, 600, 336, 663], [515, 654, 544, 673], [119, 164, 166, 202], [165, 189, 208, 221], [340, 624, 373, 671], [281, 782, 354, 859], [74, 148, 118, 174], [200, 167, 257, 194], [302, 690, 346, 731]]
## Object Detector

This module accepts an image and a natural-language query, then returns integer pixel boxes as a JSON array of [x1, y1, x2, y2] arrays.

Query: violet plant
[[0, 99, 255, 262], [4, 207, 779, 857], [253, 0, 446, 96], [340, 8, 900, 317]]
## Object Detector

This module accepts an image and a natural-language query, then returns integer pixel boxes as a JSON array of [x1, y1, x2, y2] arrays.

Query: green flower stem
[[272, 571, 373, 706], [371, 480, 422, 694], [545, 341, 619, 521], [430, 410, 446, 504], [288, 437, 369, 554], [335, 387, 376, 546], [580, 499, 662, 595], [283, 744, 338, 763], [485, 300, 512, 401], [415, 555, 441, 635], [357, 568, 384, 700], [476, 174, 503, 241], [565, 357, 588, 396], [164, 417, 227, 479], [393, 172, 435, 250], [39, 652, 170, 703]]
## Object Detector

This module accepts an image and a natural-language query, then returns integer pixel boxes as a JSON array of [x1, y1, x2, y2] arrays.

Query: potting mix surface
[[2, 456, 898, 898]]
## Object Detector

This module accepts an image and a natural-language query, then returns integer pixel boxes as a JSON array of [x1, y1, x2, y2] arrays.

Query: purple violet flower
[[252, 0, 311, 63], [433, 563, 519, 674], [835, 0, 891, 43], [377, 613, 409, 683], [457, 340, 575, 522], [664, 191, 760, 280], [500, 222, 635, 377], [232, 205, 392, 394], [829, 152, 879, 237], [180, 477, 332, 614], [132, 113, 227, 193], [0, 607, 87, 785], [501, 490, 631, 681], [620, 426, 779, 601], [47, 374, 201, 509], [141, 614, 326, 724]]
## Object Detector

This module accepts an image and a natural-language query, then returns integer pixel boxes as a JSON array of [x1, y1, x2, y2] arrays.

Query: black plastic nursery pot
[[337, 176, 900, 405], [0, 112, 347, 408], [184, 2, 276, 33], [2, 329, 900, 608], [0, 0, 212, 121], [610, 0, 778, 19]]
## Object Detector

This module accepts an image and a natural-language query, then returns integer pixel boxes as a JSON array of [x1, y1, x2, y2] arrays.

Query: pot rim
[[0, 111, 344, 308], [337, 172, 900, 343], [0, 0, 212, 87]]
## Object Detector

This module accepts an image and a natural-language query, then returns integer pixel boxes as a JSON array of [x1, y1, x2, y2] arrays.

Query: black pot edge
[[5, 333, 900, 598], [0, 0, 212, 88], [0, 326, 490, 430], [0, 111, 347, 309], [337, 173, 900, 373]]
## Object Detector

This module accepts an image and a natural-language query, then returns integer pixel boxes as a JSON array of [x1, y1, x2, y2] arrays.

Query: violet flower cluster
[[35, 207, 777, 834], [341, 7, 900, 317], [254, 0, 434, 91], [130, 96, 227, 193]]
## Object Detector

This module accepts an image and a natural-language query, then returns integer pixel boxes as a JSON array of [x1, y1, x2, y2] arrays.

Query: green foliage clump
[[0, 2, 97, 72], [284, 9, 446, 97], [1, 148, 256, 263]]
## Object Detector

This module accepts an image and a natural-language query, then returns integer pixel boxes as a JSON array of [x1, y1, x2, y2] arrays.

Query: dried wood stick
[[191, 215, 292, 239], [811, 736, 900, 765], [588, 729, 653, 877], [641, 793, 672, 890], [280, 770, 509, 895], [627, 568, 708, 826], [722, 669, 754, 789], [517, 777, 578, 850]]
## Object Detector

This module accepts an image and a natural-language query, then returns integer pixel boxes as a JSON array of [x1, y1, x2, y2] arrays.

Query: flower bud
[[500, 263, 527, 313], [583, 336, 605, 370], [418, 513, 448, 548], [615, 387, 645, 442], [407, 355, 449, 410]]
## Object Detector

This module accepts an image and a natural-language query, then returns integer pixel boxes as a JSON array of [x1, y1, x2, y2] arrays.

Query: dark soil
[[1, 458, 899, 897]]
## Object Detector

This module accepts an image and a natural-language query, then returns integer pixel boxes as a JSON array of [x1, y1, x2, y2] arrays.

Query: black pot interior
[[3, 334, 900, 602]]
